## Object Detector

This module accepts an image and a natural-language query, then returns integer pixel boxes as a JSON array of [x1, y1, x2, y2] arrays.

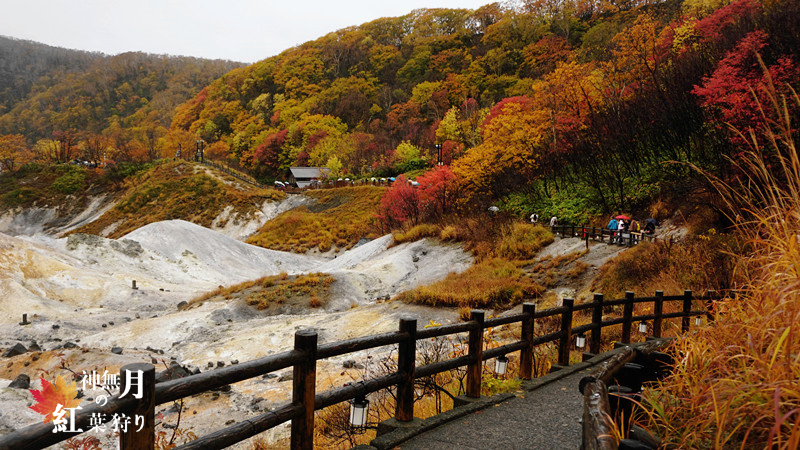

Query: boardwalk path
[[399, 368, 591, 449], [362, 349, 627, 450]]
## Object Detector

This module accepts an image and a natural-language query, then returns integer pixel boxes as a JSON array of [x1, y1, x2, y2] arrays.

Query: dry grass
[[396, 258, 545, 309], [589, 237, 738, 300], [392, 223, 440, 244], [187, 272, 335, 311], [638, 84, 800, 447], [492, 222, 554, 260], [73, 160, 283, 238], [247, 186, 385, 253]]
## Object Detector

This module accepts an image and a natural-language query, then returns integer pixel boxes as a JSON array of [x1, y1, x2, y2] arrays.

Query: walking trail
[[363, 349, 626, 450]]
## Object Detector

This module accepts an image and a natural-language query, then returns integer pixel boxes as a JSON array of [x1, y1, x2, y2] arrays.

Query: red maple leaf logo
[[29, 376, 81, 423]]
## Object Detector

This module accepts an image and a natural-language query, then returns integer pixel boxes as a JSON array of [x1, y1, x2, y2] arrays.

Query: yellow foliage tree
[[452, 97, 550, 202]]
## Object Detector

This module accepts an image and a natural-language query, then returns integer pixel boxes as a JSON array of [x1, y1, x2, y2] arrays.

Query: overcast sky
[[1, 0, 490, 64]]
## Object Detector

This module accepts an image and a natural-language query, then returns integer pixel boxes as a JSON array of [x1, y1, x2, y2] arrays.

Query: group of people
[[529, 213, 558, 227], [528, 211, 656, 235], [607, 216, 657, 235]]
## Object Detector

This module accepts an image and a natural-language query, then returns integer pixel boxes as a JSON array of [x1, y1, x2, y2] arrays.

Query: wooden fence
[[0, 290, 721, 450], [551, 224, 659, 246], [199, 160, 268, 191]]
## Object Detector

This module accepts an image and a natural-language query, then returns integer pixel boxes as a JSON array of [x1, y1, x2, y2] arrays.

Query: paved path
[[398, 367, 591, 449]]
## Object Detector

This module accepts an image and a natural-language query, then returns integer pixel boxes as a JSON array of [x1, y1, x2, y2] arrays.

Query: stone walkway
[[360, 349, 628, 450], [397, 368, 590, 449]]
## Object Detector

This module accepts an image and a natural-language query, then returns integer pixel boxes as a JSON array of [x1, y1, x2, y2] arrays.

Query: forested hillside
[[1, 0, 798, 219], [166, 0, 799, 217], [0, 40, 242, 162], [0, 36, 103, 115]]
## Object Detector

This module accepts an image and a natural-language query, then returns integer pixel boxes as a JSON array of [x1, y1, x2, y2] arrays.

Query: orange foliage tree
[[0, 134, 31, 171], [452, 96, 550, 202]]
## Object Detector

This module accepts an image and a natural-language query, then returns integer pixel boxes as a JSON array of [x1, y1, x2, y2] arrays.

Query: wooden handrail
[[0, 291, 726, 450], [550, 224, 659, 246]]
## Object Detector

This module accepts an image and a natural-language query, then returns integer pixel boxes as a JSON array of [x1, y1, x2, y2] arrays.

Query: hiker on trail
[[550, 216, 558, 227], [530, 213, 539, 224], [630, 219, 641, 232], [607, 217, 619, 243], [622, 219, 630, 232], [644, 220, 656, 234]]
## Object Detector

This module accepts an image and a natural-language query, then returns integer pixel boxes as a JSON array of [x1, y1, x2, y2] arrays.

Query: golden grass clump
[[439, 225, 457, 241], [640, 84, 800, 447], [493, 222, 554, 260], [396, 258, 545, 309], [590, 236, 737, 300], [73, 160, 284, 238], [187, 272, 335, 310], [247, 186, 384, 253], [392, 223, 440, 244]]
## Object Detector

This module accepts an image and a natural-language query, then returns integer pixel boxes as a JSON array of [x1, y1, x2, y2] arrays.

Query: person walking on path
[[607, 217, 618, 243], [530, 212, 539, 224], [550, 216, 558, 227]]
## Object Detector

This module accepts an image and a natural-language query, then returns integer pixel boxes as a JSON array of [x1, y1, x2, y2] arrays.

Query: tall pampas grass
[[640, 76, 800, 447]]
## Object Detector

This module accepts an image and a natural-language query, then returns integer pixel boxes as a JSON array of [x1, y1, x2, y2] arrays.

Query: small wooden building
[[289, 167, 329, 188]]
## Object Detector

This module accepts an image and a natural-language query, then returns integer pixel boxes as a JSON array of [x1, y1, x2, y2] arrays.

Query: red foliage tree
[[417, 165, 459, 221], [693, 0, 761, 44], [692, 30, 799, 145], [376, 175, 421, 229], [253, 129, 288, 175]]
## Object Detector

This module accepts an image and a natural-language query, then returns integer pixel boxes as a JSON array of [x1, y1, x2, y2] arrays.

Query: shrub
[[393, 223, 440, 244], [590, 236, 738, 299], [397, 258, 544, 309], [439, 225, 457, 241], [493, 223, 553, 260], [51, 168, 86, 194], [2, 187, 37, 207]]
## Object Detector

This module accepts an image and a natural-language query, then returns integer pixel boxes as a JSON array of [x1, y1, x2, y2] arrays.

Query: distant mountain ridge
[[0, 35, 244, 143], [0, 36, 103, 115]]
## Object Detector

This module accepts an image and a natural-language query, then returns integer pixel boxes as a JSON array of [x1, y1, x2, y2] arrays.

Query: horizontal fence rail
[[551, 224, 659, 247], [0, 290, 725, 450]]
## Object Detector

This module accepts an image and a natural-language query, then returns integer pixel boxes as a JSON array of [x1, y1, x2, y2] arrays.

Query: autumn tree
[[693, 30, 799, 146], [81, 133, 110, 162], [417, 165, 460, 220], [50, 130, 80, 163], [376, 175, 421, 229], [0, 134, 31, 171], [453, 96, 550, 202]]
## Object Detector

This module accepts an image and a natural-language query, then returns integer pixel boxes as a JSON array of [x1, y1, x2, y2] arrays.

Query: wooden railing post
[[653, 290, 664, 338], [621, 291, 634, 343], [119, 363, 155, 450], [291, 330, 318, 450], [466, 310, 485, 398], [520, 303, 535, 380], [396, 317, 417, 422], [558, 298, 574, 366], [590, 293, 604, 355], [681, 290, 693, 332]]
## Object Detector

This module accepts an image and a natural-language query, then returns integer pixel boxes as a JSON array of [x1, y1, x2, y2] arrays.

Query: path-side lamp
[[494, 355, 509, 376], [638, 321, 648, 333], [349, 396, 370, 433], [576, 333, 586, 349]]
